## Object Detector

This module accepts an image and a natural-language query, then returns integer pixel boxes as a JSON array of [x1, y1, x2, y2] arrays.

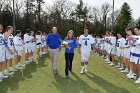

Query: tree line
[[0, 0, 140, 38]]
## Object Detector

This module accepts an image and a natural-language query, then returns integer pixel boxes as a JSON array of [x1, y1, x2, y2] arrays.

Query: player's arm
[[5, 43, 14, 54], [78, 44, 81, 54]]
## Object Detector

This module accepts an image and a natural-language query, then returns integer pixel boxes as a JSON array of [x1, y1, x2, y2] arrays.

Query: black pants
[[65, 53, 74, 76]]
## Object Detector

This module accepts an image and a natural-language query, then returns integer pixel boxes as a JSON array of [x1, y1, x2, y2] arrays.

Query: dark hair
[[105, 31, 110, 35], [117, 32, 122, 36], [16, 30, 21, 35], [125, 27, 134, 31], [36, 31, 42, 35], [93, 34, 96, 38], [6, 26, 13, 31], [26, 29, 30, 33], [110, 31, 116, 36], [135, 26, 140, 30]]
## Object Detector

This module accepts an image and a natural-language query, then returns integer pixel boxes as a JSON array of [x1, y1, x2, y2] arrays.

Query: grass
[[0, 48, 140, 93]]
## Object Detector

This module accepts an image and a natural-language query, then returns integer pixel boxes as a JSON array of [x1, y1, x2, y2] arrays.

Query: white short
[[108, 47, 116, 55], [41, 42, 46, 47], [25, 45, 31, 53], [30, 45, 35, 52], [5, 49, 14, 59], [123, 48, 130, 58], [100, 44, 105, 50], [130, 52, 140, 64], [81, 51, 90, 62], [15, 50, 23, 56], [36, 44, 42, 48], [0, 50, 6, 62], [117, 49, 124, 57]]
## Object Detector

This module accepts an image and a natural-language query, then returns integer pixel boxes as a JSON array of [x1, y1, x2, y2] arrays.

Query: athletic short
[[123, 48, 130, 58], [25, 45, 31, 53], [30, 45, 35, 52], [15, 49, 23, 56], [81, 51, 90, 62], [101, 45, 105, 50], [36, 43, 42, 48], [41, 42, 46, 47], [0, 50, 6, 62], [5, 49, 14, 59], [108, 47, 116, 55], [130, 52, 140, 64], [117, 49, 124, 57]]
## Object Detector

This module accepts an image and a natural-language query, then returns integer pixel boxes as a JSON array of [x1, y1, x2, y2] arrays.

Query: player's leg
[[9, 49, 14, 73], [0, 62, 3, 81], [3, 50, 9, 77], [128, 57, 137, 79], [25, 45, 29, 63], [84, 51, 90, 72], [0, 50, 5, 81], [135, 64, 140, 83], [121, 57, 129, 73], [37, 45, 41, 58]]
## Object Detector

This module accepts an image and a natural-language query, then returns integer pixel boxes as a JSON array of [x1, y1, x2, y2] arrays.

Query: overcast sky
[[45, 0, 140, 19]]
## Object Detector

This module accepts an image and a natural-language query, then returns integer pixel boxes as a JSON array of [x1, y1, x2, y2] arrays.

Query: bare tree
[[101, 2, 111, 31]]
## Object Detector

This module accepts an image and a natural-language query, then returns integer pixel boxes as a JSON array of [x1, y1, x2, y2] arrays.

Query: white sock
[[81, 66, 84, 71], [16, 64, 18, 68], [118, 63, 121, 66], [84, 65, 87, 69], [129, 70, 132, 74]]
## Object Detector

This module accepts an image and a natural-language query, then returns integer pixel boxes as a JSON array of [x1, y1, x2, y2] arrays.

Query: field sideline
[[0, 48, 140, 93]]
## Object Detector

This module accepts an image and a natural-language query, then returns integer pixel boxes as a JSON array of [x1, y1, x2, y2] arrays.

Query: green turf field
[[0, 49, 140, 93]]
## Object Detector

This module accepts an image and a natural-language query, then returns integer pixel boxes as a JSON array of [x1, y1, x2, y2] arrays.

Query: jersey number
[[85, 40, 88, 46]]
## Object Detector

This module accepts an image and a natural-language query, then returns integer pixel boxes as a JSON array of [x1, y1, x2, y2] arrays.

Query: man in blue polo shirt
[[46, 27, 61, 74]]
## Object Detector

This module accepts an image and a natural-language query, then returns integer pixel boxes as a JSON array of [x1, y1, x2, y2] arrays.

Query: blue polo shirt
[[46, 33, 61, 49]]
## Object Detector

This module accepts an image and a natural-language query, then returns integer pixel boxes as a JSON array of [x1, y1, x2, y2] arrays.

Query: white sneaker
[[135, 78, 140, 84], [105, 58, 109, 62], [9, 67, 15, 72], [118, 67, 124, 70], [25, 61, 30, 65], [101, 55, 104, 58], [84, 69, 88, 72], [121, 69, 129, 73], [107, 61, 111, 64], [127, 72, 132, 77], [9, 72, 14, 75], [128, 73, 137, 80], [80, 70, 84, 74], [110, 63, 115, 66], [4, 70, 9, 76], [115, 64, 121, 68], [3, 75, 8, 78]]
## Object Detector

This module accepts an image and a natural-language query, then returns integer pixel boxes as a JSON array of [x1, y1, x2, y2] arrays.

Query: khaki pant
[[49, 48, 60, 71]]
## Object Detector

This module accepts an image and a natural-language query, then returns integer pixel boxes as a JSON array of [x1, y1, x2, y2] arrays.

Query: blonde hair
[[30, 31, 34, 36], [67, 30, 74, 39]]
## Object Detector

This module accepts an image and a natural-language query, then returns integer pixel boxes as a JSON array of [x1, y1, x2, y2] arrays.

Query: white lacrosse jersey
[[78, 35, 94, 52]]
